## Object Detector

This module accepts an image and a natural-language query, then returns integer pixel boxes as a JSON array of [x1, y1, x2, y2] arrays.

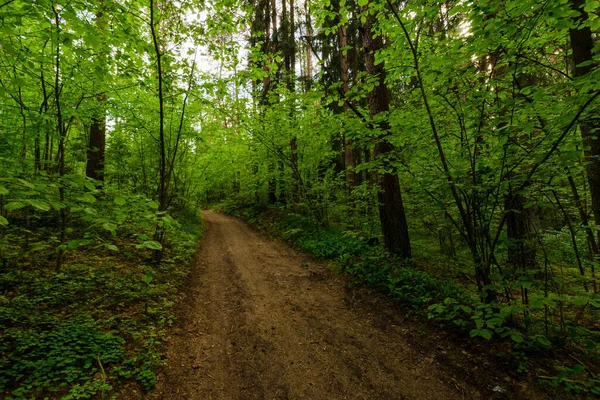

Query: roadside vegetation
[[0, 181, 202, 398]]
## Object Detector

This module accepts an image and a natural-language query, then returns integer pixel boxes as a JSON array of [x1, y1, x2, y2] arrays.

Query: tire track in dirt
[[152, 210, 541, 400]]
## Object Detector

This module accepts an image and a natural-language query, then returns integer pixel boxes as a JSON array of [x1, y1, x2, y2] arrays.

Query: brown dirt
[[151, 210, 548, 400]]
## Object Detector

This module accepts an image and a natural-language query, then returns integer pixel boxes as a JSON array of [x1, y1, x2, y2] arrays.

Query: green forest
[[1, 0, 600, 398]]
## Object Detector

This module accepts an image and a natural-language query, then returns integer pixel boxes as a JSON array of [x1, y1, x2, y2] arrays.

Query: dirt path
[[152, 211, 542, 400]]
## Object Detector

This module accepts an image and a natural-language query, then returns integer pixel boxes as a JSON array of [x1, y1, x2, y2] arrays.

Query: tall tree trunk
[[86, 95, 106, 181], [85, 2, 107, 182], [363, 7, 411, 259], [271, 0, 277, 36], [286, 0, 299, 202], [17, 86, 26, 168], [338, 10, 354, 190], [52, 4, 66, 270], [150, 0, 167, 261], [289, 0, 296, 83], [37, 64, 48, 173], [262, 0, 273, 101], [304, 0, 312, 91], [570, 0, 600, 248]]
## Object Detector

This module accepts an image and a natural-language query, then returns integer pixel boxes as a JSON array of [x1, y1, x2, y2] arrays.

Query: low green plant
[[0, 202, 202, 398]]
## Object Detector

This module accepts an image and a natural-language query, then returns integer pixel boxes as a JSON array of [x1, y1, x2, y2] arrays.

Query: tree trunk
[[85, 3, 107, 182], [570, 0, 600, 246], [289, 0, 296, 83], [304, 0, 312, 91], [286, 0, 299, 202], [338, 11, 354, 190], [505, 192, 538, 272], [363, 7, 411, 259], [86, 95, 106, 181], [150, 0, 167, 261], [53, 5, 66, 270]]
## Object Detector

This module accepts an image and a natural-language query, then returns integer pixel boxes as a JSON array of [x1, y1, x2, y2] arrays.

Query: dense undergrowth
[[216, 200, 600, 397], [0, 185, 202, 399]]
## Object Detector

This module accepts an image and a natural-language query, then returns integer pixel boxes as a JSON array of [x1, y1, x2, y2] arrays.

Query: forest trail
[[151, 211, 539, 400]]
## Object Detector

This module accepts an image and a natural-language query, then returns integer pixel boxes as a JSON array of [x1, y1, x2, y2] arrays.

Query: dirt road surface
[[152, 210, 542, 400]]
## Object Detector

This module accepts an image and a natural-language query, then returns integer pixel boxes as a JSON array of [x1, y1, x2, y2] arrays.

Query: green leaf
[[80, 193, 96, 203], [106, 244, 119, 252], [510, 333, 524, 343], [28, 200, 50, 212], [102, 222, 117, 232], [486, 317, 503, 329], [499, 306, 514, 318], [137, 240, 162, 250], [84, 181, 96, 191], [114, 197, 126, 206], [572, 364, 585, 376], [357, 0, 368, 6], [4, 201, 26, 211], [571, 296, 589, 306], [17, 179, 34, 189], [480, 329, 492, 340], [0, 185, 9, 195], [142, 269, 153, 285], [0, 215, 8, 226], [67, 240, 82, 250], [50, 201, 67, 210], [584, 1, 599, 13], [84, 207, 98, 215], [536, 336, 551, 347]]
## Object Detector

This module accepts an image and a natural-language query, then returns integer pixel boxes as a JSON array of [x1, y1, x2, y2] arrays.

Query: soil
[[151, 210, 549, 400]]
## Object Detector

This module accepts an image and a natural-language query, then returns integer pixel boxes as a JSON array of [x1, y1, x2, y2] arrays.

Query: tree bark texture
[[86, 94, 107, 181], [363, 9, 411, 259]]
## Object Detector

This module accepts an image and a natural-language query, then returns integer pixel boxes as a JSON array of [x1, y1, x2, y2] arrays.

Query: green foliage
[[0, 205, 202, 398], [547, 364, 600, 396], [2, 0, 600, 396], [0, 317, 123, 399]]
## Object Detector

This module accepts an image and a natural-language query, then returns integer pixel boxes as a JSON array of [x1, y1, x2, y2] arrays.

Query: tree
[[85, 0, 108, 183], [362, 1, 411, 259], [570, 0, 600, 246]]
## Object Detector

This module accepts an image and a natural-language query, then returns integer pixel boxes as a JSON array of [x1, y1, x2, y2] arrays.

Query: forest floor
[[149, 210, 549, 400]]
